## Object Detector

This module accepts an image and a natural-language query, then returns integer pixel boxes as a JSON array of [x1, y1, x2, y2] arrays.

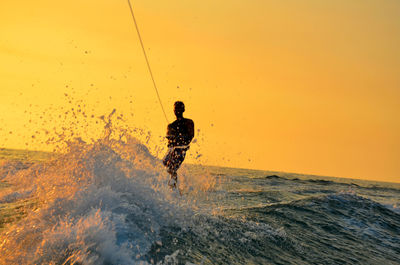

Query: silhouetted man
[[163, 101, 194, 189]]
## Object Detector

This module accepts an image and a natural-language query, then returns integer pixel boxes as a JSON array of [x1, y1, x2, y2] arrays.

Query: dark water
[[147, 169, 400, 265]]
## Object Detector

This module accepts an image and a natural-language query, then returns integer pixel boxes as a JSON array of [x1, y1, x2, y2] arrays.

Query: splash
[[0, 109, 215, 264]]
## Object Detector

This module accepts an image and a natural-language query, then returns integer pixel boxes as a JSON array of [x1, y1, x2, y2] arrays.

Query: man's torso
[[167, 118, 194, 147]]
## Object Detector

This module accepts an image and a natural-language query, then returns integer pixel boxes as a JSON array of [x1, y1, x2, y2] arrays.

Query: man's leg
[[163, 147, 173, 166], [168, 171, 177, 189], [166, 149, 186, 190]]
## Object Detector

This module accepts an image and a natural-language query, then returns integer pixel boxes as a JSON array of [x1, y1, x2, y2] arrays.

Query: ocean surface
[[0, 139, 399, 264]]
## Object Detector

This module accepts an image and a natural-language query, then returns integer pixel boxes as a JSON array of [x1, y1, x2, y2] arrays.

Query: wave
[[234, 193, 400, 218], [264, 174, 400, 194], [141, 193, 400, 264], [0, 119, 215, 264], [220, 193, 400, 264]]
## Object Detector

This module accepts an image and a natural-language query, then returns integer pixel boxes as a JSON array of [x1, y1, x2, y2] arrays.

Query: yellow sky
[[0, 0, 399, 182]]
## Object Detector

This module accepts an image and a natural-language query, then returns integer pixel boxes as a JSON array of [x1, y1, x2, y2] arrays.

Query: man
[[163, 101, 194, 189]]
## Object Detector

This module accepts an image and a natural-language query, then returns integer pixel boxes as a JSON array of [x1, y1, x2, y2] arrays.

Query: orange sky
[[0, 0, 399, 182]]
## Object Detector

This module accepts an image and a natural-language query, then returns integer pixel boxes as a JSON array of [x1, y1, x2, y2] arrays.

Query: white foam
[[0, 134, 205, 264]]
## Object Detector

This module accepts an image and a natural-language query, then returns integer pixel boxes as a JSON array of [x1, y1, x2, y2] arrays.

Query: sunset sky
[[0, 0, 399, 182]]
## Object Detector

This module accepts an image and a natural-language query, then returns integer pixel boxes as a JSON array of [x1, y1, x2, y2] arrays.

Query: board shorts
[[163, 146, 188, 175]]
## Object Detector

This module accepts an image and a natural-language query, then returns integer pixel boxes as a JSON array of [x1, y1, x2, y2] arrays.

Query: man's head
[[174, 101, 185, 117]]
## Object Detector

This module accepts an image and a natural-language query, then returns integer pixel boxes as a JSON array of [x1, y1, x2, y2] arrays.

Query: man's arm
[[166, 124, 174, 139], [166, 124, 176, 148]]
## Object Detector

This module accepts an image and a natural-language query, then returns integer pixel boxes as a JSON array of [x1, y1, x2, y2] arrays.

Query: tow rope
[[127, 0, 169, 123]]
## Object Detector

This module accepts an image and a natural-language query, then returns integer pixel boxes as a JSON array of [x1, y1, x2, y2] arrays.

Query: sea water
[[0, 137, 399, 264]]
